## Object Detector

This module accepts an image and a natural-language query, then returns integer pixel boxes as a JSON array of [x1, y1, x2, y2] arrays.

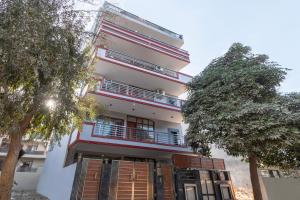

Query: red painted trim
[[90, 90, 181, 112], [102, 21, 189, 56], [98, 55, 190, 85], [100, 28, 190, 63], [70, 139, 191, 154]]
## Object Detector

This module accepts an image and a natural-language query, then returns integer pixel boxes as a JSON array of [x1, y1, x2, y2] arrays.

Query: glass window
[[221, 186, 231, 200], [127, 116, 155, 131], [185, 184, 198, 200], [201, 180, 207, 194], [17, 161, 35, 172], [208, 196, 215, 200], [206, 181, 214, 194], [200, 170, 215, 200]]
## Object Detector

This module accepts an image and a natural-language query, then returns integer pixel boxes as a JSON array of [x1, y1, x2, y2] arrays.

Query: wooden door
[[127, 121, 137, 140], [110, 160, 153, 200], [72, 158, 102, 200], [161, 164, 175, 200]]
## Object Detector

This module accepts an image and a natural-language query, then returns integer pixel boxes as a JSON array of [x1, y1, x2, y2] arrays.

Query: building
[[0, 136, 48, 191], [37, 2, 236, 200]]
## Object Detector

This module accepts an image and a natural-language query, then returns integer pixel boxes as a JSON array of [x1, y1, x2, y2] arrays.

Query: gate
[[109, 160, 154, 200], [71, 158, 103, 200]]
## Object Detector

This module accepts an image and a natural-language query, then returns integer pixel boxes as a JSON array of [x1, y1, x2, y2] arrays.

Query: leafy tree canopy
[[183, 43, 300, 169], [0, 0, 98, 140]]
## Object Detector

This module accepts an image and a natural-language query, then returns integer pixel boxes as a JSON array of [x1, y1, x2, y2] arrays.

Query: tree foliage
[[0, 0, 98, 140], [183, 43, 300, 169]]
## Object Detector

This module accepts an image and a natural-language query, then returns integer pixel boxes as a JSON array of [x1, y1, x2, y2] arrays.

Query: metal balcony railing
[[106, 49, 178, 78], [103, 2, 183, 40], [93, 122, 185, 146], [96, 79, 185, 108]]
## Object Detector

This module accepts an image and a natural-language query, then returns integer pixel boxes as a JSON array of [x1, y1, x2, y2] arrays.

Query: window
[[185, 184, 198, 200], [127, 115, 155, 131], [16, 161, 37, 172], [220, 185, 233, 200], [94, 116, 124, 137], [127, 116, 155, 141], [199, 171, 215, 200]]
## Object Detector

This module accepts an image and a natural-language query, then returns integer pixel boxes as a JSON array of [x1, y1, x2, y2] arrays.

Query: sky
[[85, 0, 300, 93]]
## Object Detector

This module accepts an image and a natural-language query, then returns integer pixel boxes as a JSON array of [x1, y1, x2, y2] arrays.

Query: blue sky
[[91, 0, 300, 93]]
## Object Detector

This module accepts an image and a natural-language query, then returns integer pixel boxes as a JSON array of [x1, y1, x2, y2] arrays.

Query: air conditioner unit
[[155, 89, 165, 95]]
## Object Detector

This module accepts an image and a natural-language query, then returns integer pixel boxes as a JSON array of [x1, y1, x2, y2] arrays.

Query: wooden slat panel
[[81, 159, 102, 200], [116, 161, 134, 200], [133, 162, 148, 200], [114, 161, 150, 200], [200, 158, 214, 169], [212, 158, 225, 170], [161, 164, 174, 200]]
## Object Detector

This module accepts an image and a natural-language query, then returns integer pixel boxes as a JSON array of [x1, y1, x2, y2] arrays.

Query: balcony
[[94, 48, 192, 95], [90, 79, 185, 123], [92, 123, 185, 146], [97, 79, 184, 108], [0, 147, 46, 158], [97, 21, 189, 70], [102, 2, 184, 47], [65, 122, 192, 166]]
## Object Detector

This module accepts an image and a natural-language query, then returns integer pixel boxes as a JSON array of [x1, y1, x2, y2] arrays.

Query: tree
[[0, 0, 99, 199], [182, 43, 300, 200]]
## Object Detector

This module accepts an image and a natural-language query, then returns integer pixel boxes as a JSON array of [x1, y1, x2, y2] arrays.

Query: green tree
[[0, 0, 98, 198], [182, 43, 300, 200]]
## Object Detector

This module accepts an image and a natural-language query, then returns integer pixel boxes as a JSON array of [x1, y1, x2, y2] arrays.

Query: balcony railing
[[106, 49, 178, 78], [103, 21, 188, 54], [96, 79, 185, 108], [103, 2, 183, 40], [93, 122, 185, 146], [0, 147, 44, 155]]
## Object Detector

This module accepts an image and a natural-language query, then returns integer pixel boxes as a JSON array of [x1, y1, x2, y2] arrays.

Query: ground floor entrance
[[70, 157, 234, 200]]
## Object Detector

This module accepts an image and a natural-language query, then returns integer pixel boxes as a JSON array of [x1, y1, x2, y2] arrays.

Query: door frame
[[184, 183, 199, 200]]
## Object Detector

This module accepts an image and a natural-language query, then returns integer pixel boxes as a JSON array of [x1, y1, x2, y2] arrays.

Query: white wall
[[0, 159, 44, 191], [12, 167, 43, 191], [37, 136, 77, 200], [261, 177, 300, 200]]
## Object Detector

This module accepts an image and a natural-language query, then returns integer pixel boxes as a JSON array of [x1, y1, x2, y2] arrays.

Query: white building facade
[[37, 2, 236, 200]]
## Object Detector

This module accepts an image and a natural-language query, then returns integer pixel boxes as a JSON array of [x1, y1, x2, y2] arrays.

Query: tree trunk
[[249, 153, 263, 200], [0, 113, 34, 200], [0, 133, 22, 200]]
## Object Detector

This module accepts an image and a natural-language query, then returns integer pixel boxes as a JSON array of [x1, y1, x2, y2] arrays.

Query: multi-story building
[[37, 2, 235, 200], [0, 136, 48, 191]]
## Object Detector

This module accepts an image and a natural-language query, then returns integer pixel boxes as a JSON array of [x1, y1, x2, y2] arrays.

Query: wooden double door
[[71, 159, 154, 200]]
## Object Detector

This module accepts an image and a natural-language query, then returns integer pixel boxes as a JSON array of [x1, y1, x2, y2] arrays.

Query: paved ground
[[11, 191, 48, 200]]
